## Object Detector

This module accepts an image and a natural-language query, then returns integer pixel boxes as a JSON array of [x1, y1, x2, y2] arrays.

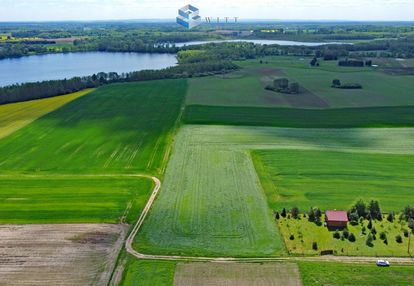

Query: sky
[[0, 0, 413, 22]]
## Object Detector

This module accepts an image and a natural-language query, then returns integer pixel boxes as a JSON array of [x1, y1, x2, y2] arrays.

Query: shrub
[[409, 219, 414, 231], [348, 233, 356, 242], [396, 235, 403, 243], [332, 79, 341, 87], [289, 234, 295, 240], [308, 207, 321, 223], [333, 230, 341, 239], [291, 207, 300, 219], [403, 206, 414, 220], [371, 227, 377, 235], [349, 211, 359, 225], [368, 200, 382, 220], [362, 226, 366, 235], [315, 208, 322, 219], [335, 83, 363, 89], [380, 232, 387, 240], [367, 219, 373, 229], [308, 208, 315, 222], [275, 211, 280, 220], [281, 208, 287, 218], [387, 212, 394, 222], [352, 199, 367, 218], [366, 234, 374, 247], [384, 239, 388, 245], [403, 229, 409, 237], [343, 229, 349, 239], [312, 242, 318, 250]]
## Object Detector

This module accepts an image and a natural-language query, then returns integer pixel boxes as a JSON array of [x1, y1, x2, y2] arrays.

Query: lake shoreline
[[0, 52, 177, 86]]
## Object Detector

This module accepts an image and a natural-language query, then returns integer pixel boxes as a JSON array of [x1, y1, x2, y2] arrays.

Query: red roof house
[[325, 210, 348, 229]]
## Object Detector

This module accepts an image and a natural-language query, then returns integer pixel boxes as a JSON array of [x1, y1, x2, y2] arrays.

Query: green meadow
[[185, 57, 414, 128], [187, 57, 414, 109]]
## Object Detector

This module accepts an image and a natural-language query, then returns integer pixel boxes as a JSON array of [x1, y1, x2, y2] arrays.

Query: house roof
[[325, 210, 348, 222]]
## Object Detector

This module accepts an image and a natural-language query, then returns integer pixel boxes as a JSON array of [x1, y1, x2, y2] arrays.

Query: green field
[[136, 126, 283, 257], [187, 57, 414, 109], [298, 261, 414, 286], [135, 125, 414, 257], [185, 57, 414, 128], [0, 175, 153, 224], [252, 149, 414, 211], [0, 80, 186, 174], [120, 257, 176, 286], [184, 105, 414, 128], [0, 80, 188, 224]]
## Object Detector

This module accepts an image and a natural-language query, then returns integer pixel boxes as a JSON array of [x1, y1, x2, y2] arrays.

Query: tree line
[[0, 60, 238, 105]]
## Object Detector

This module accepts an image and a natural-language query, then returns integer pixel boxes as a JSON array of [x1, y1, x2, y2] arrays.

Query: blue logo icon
[[176, 4, 201, 29]]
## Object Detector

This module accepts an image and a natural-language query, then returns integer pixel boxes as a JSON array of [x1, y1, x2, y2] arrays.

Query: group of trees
[[338, 59, 372, 67], [274, 202, 414, 253], [348, 199, 382, 225], [265, 77, 299, 94], [331, 79, 362, 89]]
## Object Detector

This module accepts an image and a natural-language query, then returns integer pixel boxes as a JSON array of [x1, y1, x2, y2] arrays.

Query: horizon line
[[1, 18, 414, 24]]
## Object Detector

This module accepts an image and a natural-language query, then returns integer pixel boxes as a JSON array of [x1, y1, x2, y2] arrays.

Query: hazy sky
[[0, 0, 413, 21]]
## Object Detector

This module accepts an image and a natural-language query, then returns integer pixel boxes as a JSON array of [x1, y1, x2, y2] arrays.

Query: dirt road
[[125, 176, 414, 265]]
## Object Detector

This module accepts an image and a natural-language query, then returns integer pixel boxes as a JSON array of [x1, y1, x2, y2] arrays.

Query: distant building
[[325, 210, 348, 229]]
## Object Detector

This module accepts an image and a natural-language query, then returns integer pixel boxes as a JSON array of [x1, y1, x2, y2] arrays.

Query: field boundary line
[[124, 175, 414, 265], [5, 173, 412, 265]]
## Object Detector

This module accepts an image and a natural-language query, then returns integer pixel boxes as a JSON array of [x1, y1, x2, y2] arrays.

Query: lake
[[174, 39, 349, 47], [0, 52, 177, 87]]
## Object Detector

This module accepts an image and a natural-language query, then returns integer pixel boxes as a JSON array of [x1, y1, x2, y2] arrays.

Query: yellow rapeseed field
[[0, 89, 94, 140]]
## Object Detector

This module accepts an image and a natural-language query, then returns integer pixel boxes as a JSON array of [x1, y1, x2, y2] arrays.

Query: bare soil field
[[0, 224, 127, 286], [173, 262, 302, 286]]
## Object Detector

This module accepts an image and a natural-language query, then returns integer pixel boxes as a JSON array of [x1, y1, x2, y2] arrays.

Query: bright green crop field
[[184, 105, 414, 128], [120, 257, 176, 286], [136, 127, 283, 257], [0, 80, 187, 174], [186, 57, 414, 109], [298, 261, 414, 286], [252, 149, 414, 211], [135, 125, 414, 257], [0, 175, 153, 224]]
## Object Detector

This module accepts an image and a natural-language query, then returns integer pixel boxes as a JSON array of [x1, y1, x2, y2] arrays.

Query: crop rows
[[135, 125, 414, 257]]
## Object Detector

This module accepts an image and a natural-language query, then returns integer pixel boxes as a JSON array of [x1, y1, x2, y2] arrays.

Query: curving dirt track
[[126, 176, 414, 265]]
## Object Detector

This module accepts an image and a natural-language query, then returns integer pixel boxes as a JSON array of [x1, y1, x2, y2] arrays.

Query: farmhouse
[[325, 210, 348, 229]]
